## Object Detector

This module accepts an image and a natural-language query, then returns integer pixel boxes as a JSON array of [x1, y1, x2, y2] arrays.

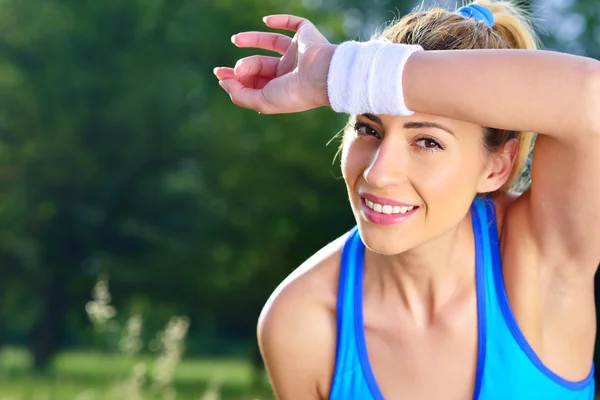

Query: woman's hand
[[214, 15, 336, 114]]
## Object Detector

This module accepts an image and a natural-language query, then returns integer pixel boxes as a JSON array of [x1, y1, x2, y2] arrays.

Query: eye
[[351, 122, 381, 139], [415, 137, 444, 151]]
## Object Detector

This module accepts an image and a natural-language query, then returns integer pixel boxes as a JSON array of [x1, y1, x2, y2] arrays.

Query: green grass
[[9, 346, 597, 400], [0, 347, 274, 400]]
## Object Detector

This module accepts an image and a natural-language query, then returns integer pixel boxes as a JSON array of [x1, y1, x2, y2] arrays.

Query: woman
[[214, 0, 599, 398]]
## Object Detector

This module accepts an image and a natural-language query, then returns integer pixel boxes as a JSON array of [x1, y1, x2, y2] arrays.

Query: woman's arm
[[257, 239, 342, 400], [258, 293, 330, 400], [404, 49, 600, 140]]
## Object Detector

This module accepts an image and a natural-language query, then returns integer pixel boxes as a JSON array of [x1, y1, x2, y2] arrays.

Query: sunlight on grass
[[0, 347, 273, 400]]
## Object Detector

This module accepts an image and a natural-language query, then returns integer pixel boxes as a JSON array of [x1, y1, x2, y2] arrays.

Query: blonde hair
[[373, 0, 540, 194]]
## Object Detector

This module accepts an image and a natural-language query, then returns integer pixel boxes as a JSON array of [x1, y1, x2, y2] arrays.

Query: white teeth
[[364, 198, 416, 215]]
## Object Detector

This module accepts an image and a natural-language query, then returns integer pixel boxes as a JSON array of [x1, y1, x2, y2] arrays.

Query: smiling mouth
[[362, 197, 419, 215]]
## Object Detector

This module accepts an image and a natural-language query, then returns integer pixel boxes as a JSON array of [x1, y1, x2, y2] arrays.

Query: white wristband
[[326, 40, 423, 115]]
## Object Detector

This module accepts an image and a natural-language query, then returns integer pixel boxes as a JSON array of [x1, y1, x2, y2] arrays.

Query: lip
[[359, 196, 419, 226], [359, 192, 417, 208]]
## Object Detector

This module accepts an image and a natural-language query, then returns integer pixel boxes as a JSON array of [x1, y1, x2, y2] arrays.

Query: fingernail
[[262, 16, 268, 23], [218, 80, 228, 91], [213, 67, 219, 77], [231, 35, 237, 44]]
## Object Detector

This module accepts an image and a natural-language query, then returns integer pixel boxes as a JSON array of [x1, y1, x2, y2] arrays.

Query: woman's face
[[342, 112, 499, 255]]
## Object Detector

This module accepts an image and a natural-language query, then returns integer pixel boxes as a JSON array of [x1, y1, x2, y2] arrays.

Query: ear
[[477, 139, 520, 193]]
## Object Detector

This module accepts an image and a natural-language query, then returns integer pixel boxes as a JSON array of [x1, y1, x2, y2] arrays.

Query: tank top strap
[[469, 195, 495, 400], [471, 195, 503, 307], [332, 226, 365, 376], [471, 194, 498, 289]]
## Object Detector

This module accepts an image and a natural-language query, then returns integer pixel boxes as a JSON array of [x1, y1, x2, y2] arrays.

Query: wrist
[[326, 40, 423, 115], [310, 43, 337, 108]]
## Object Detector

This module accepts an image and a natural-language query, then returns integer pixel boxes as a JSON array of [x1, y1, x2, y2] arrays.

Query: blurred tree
[[0, 0, 356, 370]]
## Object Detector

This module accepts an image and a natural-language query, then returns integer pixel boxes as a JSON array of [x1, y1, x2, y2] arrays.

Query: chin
[[356, 223, 414, 256]]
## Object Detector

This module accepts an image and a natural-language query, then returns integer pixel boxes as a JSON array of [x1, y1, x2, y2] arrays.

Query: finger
[[231, 32, 291, 55], [234, 56, 280, 78], [219, 79, 273, 114], [263, 15, 309, 32], [213, 67, 235, 81], [263, 15, 328, 43], [228, 75, 273, 90]]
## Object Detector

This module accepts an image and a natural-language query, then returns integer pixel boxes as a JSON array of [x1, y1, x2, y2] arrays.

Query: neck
[[363, 212, 476, 326]]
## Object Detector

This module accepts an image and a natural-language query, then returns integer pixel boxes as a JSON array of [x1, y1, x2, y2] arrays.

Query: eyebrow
[[359, 114, 457, 138], [403, 121, 457, 138], [361, 113, 383, 125]]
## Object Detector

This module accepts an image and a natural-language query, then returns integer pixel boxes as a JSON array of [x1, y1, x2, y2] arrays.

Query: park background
[[0, 0, 597, 398]]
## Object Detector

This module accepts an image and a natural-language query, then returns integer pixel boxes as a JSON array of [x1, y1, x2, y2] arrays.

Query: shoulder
[[257, 230, 351, 399]]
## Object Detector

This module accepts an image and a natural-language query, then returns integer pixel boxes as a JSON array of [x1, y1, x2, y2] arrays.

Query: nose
[[363, 141, 408, 188]]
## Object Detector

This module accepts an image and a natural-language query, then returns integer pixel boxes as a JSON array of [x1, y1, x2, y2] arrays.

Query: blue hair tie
[[456, 4, 494, 27]]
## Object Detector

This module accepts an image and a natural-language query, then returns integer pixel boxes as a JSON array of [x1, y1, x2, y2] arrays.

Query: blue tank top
[[329, 195, 595, 399]]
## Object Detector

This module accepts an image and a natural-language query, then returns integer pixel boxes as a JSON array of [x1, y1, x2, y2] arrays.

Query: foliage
[[0, 0, 352, 367]]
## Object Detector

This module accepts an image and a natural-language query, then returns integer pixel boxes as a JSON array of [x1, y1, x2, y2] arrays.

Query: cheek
[[405, 155, 480, 241], [408, 155, 466, 193], [409, 149, 484, 196], [341, 137, 370, 182]]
